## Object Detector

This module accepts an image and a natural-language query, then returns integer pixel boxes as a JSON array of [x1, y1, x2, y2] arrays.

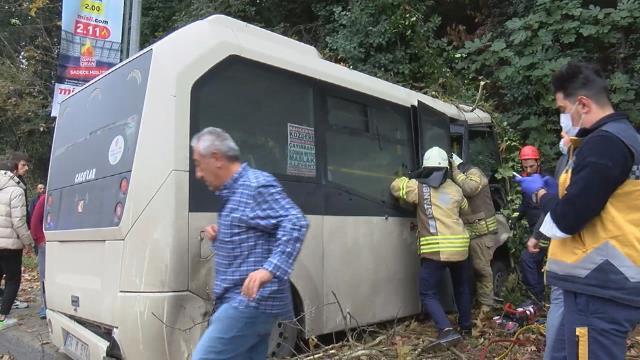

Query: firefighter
[[390, 146, 472, 347], [450, 153, 499, 312]]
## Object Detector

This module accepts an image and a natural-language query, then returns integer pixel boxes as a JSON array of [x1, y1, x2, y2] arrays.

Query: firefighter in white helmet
[[390, 146, 473, 347]]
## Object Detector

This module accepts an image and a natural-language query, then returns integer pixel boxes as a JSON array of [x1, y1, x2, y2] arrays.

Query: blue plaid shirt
[[213, 164, 308, 316]]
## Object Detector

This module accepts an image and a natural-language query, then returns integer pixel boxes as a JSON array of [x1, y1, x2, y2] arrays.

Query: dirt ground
[[291, 304, 640, 359], [3, 261, 639, 360]]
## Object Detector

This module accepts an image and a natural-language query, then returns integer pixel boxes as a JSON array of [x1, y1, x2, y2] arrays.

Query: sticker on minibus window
[[287, 123, 316, 177]]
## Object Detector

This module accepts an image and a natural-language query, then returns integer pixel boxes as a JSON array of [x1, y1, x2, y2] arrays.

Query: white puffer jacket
[[0, 170, 33, 249]]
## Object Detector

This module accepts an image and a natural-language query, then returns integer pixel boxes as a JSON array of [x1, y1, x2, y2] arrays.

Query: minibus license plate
[[64, 332, 89, 360]]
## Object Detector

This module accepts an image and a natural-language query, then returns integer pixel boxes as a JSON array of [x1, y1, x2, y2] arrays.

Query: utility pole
[[121, 0, 131, 59], [128, 0, 142, 57]]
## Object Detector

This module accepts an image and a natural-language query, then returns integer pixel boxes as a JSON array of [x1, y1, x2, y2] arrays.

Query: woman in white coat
[[0, 159, 33, 330]]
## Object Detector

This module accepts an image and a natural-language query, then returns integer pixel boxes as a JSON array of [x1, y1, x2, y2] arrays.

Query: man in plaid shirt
[[191, 127, 308, 360]]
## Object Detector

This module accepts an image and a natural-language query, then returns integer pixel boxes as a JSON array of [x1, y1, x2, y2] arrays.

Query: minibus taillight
[[114, 202, 124, 220], [119, 177, 129, 195]]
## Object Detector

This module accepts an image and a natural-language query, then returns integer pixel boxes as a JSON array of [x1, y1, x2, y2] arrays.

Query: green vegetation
[[2, 0, 639, 260]]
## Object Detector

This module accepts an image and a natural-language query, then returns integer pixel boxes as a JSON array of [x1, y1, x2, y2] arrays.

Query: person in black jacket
[[517, 62, 640, 359], [516, 145, 550, 303]]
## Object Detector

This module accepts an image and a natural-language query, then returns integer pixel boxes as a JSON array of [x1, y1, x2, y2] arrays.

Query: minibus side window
[[325, 96, 413, 203], [190, 57, 316, 178], [468, 128, 500, 177]]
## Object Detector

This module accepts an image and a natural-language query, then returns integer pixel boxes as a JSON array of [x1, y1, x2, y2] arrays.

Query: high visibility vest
[[546, 119, 640, 306]]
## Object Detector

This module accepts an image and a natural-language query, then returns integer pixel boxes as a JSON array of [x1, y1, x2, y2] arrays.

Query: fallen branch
[[331, 291, 353, 343], [299, 348, 339, 359], [345, 349, 384, 359], [449, 347, 467, 360]]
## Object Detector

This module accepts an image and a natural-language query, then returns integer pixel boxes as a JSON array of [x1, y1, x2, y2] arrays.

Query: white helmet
[[422, 146, 449, 168]]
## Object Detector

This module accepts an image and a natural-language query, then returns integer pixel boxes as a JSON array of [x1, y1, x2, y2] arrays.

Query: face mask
[[559, 138, 568, 155], [559, 101, 582, 136]]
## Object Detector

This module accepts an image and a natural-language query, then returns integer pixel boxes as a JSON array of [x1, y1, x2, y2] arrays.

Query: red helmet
[[519, 145, 540, 160]]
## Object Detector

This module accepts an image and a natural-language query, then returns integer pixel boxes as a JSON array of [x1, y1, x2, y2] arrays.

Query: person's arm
[[390, 177, 419, 205], [241, 181, 309, 299], [459, 195, 472, 218], [245, 182, 309, 280], [10, 189, 33, 247], [535, 133, 632, 239], [30, 195, 45, 245], [452, 166, 487, 197]]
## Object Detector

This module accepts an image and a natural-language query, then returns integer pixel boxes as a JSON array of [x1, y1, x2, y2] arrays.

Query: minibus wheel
[[268, 286, 303, 358]]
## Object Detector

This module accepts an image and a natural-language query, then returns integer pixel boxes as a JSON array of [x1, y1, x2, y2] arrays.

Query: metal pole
[[128, 0, 142, 56], [121, 0, 132, 59]]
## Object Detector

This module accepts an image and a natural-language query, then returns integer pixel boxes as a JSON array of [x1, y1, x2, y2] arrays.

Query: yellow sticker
[[80, 0, 105, 15]]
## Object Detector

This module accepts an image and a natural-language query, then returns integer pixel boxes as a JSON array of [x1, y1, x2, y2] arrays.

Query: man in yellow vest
[[450, 153, 499, 312], [390, 146, 472, 348], [516, 62, 640, 359]]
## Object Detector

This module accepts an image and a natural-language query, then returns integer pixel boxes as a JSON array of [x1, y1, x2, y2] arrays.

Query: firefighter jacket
[[451, 165, 497, 240], [390, 177, 470, 262]]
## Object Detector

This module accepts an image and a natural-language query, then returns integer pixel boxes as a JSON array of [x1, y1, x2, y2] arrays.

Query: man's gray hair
[[190, 127, 240, 160]]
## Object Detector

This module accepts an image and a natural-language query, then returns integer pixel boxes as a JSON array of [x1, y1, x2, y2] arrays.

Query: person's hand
[[514, 173, 544, 195], [203, 224, 218, 242], [451, 153, 464, 168], [527, 237, 540, 253], [23, 244, 33, 256], [241, 269, 273, 300], [542, 176, 558, 195]]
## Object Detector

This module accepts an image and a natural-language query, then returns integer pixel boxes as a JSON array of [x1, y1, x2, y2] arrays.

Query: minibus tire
[[268, 286, 303, 358], [268, 319, 300, 358]]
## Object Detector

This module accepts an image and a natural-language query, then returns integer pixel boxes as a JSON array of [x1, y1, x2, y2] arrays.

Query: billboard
[[51, 0, 125, 116]]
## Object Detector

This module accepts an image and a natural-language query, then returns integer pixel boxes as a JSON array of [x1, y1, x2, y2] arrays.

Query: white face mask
[[559, 138, 568, 155], [560, 113, 579, 136], [559, 102, 581, 136]]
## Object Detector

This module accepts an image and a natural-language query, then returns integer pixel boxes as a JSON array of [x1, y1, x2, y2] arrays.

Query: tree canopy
[[2, 0, 639, 184]]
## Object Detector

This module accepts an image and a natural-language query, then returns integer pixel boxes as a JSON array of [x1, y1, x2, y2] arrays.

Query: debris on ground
[[290, 306, 640, 359]]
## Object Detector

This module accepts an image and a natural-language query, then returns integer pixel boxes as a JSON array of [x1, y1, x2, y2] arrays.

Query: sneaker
[[0, 318, 17, 331], [12, 300, 28, 309], [459, 328, 472, 338], [429, 328, 462, 348]]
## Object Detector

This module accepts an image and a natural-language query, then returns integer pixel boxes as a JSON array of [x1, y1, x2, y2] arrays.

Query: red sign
[[74, 20, 111, 40], [66, 66, 109, 79]]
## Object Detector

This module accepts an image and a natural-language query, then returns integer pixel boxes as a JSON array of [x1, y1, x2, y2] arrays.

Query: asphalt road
[[0, 298, 69, 360]]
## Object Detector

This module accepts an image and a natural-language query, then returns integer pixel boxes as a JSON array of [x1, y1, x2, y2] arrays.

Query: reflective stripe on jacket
[[391, 177, 470, 261], [547, 119, 640, 307], [452, 165, 497, 239]]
